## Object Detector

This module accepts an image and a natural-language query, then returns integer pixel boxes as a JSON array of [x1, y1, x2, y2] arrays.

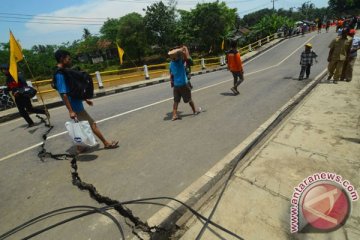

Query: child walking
[[299, 43, 318, 80]]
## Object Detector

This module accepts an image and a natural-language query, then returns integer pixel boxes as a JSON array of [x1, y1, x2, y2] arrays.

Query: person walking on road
[[317, 19, 322, 34], [169, 48, 201, 121], [326, 20, 331, 33], [341, 29, 360, 82], [327, 29, 352, 84], [299, 43, 318, 80], [226, 40, 244, 95], [0, 64, 49, 128], [53, 50, 118, 151]]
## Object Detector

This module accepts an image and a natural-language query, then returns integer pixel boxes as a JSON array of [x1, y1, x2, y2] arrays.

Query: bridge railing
[[31, 32, 284, 97]]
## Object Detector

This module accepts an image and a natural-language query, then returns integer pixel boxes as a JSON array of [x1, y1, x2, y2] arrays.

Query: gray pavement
[[0, 31, 339, 239], [179, 56, 360, 239]]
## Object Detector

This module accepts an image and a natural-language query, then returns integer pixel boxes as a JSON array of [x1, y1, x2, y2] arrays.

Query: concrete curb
[[0, 38, 284, 124], [143, 69, 328, 239]]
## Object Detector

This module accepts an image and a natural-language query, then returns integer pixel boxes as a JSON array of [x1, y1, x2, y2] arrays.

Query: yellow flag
[[221, 39, 225, 50], [116, 43, 125, 65], [9, 31, 24, 82]]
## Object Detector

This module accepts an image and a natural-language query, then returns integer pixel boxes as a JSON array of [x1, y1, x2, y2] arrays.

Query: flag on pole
[[221, 39, 225, 50], [116, 43, 125, 65], [9, 31, 24, 82]]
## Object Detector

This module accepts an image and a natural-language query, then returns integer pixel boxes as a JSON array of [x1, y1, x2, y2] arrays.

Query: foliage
[[176, 1, 237, 54], [116, 13, 149, 62], [328, 0, 360, 14], [251, 14, 295, 39], [144, 1, 177, 53], [2, 0, 354, 81]]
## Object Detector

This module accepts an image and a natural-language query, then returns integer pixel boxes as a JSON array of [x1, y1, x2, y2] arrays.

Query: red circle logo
[[301, 183, 350, 231]]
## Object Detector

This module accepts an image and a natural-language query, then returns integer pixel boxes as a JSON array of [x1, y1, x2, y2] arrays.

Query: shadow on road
[[77, 154, 98, 162], [220, 92, 236, 97], [340, 137, 360, 144]]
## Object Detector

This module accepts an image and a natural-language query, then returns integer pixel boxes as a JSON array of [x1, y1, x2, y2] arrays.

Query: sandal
[[194, 107, 202, 115], [172, 116, 180, 121], [105, 141, 119, 149]]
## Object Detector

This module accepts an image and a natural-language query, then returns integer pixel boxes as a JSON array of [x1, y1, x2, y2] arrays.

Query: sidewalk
[[178, 58, 360, 239], [0, 38, 283, 123]]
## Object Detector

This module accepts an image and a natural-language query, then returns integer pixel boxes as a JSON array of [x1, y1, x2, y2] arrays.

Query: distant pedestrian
[[336, 18, 344, 32], [317, 20, 322, 33], [326, 20, 331, 33], [327, 29, 352, 84], [349, 16, 358, 29], [341, 29, 360, 82], [226, 40, 244, 95], [299, 43, 318, 80], [169, 49, 201, 121], [53, 50, 118, 152], [0, 64, 49, 127]]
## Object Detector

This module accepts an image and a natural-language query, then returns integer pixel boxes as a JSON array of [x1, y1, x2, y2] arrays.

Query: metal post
[[26, 80, 38, 102], [95, 71, 104, 89], [201, 58, 206, 70], [144, 65, 150, 80]]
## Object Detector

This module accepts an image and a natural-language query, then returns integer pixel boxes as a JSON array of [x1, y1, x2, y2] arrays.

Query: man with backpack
[[53, 50, 118, 151]]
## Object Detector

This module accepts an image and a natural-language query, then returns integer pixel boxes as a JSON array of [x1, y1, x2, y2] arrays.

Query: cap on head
[[305, 43, 312, 48], [349, 29, 356, 36]]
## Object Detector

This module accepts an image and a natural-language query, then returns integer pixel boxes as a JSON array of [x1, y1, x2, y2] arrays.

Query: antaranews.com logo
[[290, 172, 359, 233]]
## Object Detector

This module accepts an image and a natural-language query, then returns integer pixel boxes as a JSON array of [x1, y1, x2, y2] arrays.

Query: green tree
[[241, 8, 273, 27], [100, 18, 121, 43], [144, 1, 177, 52], [182, 1, 237, 53], [116, 13, 149, 62], [82, 28, 91, 39], [251, 14, 294, 39], [328, 0, 358, 13]]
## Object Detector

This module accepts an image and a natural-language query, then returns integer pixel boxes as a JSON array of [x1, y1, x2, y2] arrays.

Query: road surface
[[0, 31, 337, 239]]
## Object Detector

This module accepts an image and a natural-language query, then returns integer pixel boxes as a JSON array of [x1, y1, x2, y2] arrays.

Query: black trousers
[[232, 71, 244, 88], [299, 64, 311, 79], [15, 95, 45, 125]]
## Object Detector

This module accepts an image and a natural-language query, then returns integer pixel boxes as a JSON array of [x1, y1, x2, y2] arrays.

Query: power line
[[0, 19, 103, 26], [0, 15, 105, 23], [0, 12, 108, 20]]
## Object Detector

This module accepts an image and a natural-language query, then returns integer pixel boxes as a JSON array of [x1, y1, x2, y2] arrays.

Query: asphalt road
[[0, 31, 337, 240]]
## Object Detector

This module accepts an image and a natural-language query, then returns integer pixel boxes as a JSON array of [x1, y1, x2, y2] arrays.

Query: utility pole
[[271, 0, 275, 11]]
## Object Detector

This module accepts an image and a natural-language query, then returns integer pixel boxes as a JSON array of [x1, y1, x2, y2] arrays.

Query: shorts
[[174, 85, 192, 103], [76, 110, 95, 126]]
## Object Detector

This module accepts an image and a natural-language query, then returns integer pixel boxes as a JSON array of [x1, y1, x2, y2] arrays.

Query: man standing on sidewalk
[[53, 50, 118, 151], [226, 40, 244, 95], [341, 29, 360, 82], [327, 29, 352, 84]]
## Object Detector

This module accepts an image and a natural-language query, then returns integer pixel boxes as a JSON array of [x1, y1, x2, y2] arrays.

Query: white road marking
[[0, 35, 319, 163]]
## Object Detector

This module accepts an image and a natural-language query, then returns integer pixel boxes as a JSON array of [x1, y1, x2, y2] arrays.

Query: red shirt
[[227, 49, 243, 72]]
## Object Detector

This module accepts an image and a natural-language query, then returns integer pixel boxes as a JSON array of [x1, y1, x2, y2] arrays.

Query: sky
[[0, 0, 329, 49]]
